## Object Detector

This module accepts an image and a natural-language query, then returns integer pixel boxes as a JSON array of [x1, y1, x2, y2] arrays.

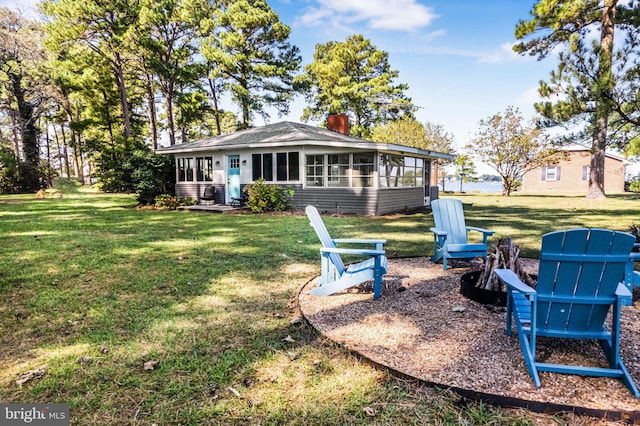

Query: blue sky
[[267, 0, 556, 150], [3, 0, 556, 155]]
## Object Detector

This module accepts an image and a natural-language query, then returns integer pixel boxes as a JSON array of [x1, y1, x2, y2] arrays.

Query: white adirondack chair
[[306, 206, 388, 299]]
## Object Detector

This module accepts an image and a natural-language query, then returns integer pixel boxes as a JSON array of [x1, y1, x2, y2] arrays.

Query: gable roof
[[562, 144, 625, 162], [155, 121, 454, 160]]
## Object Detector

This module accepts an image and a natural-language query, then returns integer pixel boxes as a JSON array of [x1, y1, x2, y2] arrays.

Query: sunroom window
[[352, 153, 374, 187], [306, 155, 324, 187], [327, 154, 349, 187]]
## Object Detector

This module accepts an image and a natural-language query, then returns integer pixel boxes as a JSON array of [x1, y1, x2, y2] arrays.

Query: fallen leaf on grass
[[15, 368, 46, 386], [143, 360, 160, 370], [363, 406, 376, 417], [77, 356, 93, 365]]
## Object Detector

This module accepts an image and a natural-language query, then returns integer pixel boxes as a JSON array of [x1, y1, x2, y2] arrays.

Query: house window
[[416, 158, 424, 187], [178, 158, 186, 182], [196, 157, 213, 181], [252, 154, 261, 180], [352, 153, 374, 187], [177, 157, 194, 182], [306, 155, 324, 187], [582, 165, 590, 181], [262, 154, 273, 181], [402, 157, 423, 187], [542, 166, 561, 181], [289, 152, 300, 181], [379, 155, 424, 188], [251, 153, 273, 181], [276, 152, 300, 181], [328, 154, 349, 187]]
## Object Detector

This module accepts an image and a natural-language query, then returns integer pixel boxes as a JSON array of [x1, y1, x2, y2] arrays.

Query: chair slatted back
[[536, 229, 634, 333], [203, 186, 215, 199], [431, 199, 468, 244], [306, 206, 346, 275]]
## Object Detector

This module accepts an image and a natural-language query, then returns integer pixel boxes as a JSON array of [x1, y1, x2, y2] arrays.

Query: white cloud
[[517, 86, 543, 106], [297, 0, 437, 32], [421, 29, 446, 42], [479, 42, 532, 64]]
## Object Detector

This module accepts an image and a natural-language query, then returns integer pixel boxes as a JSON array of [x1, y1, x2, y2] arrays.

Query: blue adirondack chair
[[305, 205, 388, 299], [625, 243, 640, 290], [495, 229, 639, 397], [430, 198, 495, 270]]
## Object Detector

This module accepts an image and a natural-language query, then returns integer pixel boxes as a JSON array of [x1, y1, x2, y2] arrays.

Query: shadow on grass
[[2, 193, 635, 424]]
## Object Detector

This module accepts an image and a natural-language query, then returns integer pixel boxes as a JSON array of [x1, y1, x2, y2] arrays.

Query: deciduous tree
[[0, 8, 48, 190], [453, 154, 477, 192], [468, 106, 559, 196]]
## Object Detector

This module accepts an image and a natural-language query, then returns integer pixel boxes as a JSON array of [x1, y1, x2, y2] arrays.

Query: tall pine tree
[[299, 34, 410, 139], [515, 0, 640, 198], [200, 0, 301, 129]]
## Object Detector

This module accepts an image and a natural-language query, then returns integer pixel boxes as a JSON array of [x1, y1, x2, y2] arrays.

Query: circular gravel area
[[298, 257, 640, 420]]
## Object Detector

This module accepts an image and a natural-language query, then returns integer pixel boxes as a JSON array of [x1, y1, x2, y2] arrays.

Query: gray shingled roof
[[156, 121, 454, 160]]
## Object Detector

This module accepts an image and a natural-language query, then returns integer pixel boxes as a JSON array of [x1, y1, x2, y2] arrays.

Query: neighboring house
[[156, 119, 454, 215], [520, 145, 626, 194]]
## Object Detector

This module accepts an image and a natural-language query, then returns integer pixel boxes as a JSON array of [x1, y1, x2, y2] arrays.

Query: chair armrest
[[333, 238, 386, 245], [630, 252, 640, 262], [615, 283, 633, 306], [466, 226, 495, 236], [321, 247, 385, 256], [495, 269, 536, 295], [430, 228, 447, 237]]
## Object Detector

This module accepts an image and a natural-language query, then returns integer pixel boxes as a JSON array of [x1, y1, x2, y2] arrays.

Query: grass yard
[[0, 190, 638, 425]]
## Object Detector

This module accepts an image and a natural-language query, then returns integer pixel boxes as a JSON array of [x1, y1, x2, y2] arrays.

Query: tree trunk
[[60, 123, 71, 179], [208, 77, 222, 135], [145, 73, 158, 150], [241, 100, 250, 130], [113, 51, 131, 139], [9, 108, 20, 158], [587, 143, 607, 199], [53, 123, 63, 176], [12, 73, 40, 191], [587, 0, 616, 199], [44, 116, 51, 164], [165, 82, 176, 146]]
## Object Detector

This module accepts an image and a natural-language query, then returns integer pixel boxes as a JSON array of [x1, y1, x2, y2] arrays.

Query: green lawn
[[1, 190, 637, 425]]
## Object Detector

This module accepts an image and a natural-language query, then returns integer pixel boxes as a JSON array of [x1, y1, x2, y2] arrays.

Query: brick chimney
[[327, 114, 349, 135]]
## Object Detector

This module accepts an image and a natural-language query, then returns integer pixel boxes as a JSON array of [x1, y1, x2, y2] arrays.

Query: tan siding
[[521, 151, 625, 194]]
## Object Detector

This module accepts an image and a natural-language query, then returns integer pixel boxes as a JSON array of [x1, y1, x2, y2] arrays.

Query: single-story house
[[520, 145, 626, 194], [156, 119, 454, 215]]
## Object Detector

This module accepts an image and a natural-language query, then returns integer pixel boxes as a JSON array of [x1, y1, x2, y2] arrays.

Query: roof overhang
[[155, 121, 455, 161]]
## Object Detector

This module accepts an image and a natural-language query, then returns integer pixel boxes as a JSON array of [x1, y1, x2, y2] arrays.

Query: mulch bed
[[298, 257, 640, 418]]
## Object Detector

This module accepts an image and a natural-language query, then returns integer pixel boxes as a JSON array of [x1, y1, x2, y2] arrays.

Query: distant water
[[440, 180, 502, 194]]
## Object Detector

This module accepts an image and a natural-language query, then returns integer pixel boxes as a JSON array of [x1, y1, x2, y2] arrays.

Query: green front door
[[227, 155, 241, 203]]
